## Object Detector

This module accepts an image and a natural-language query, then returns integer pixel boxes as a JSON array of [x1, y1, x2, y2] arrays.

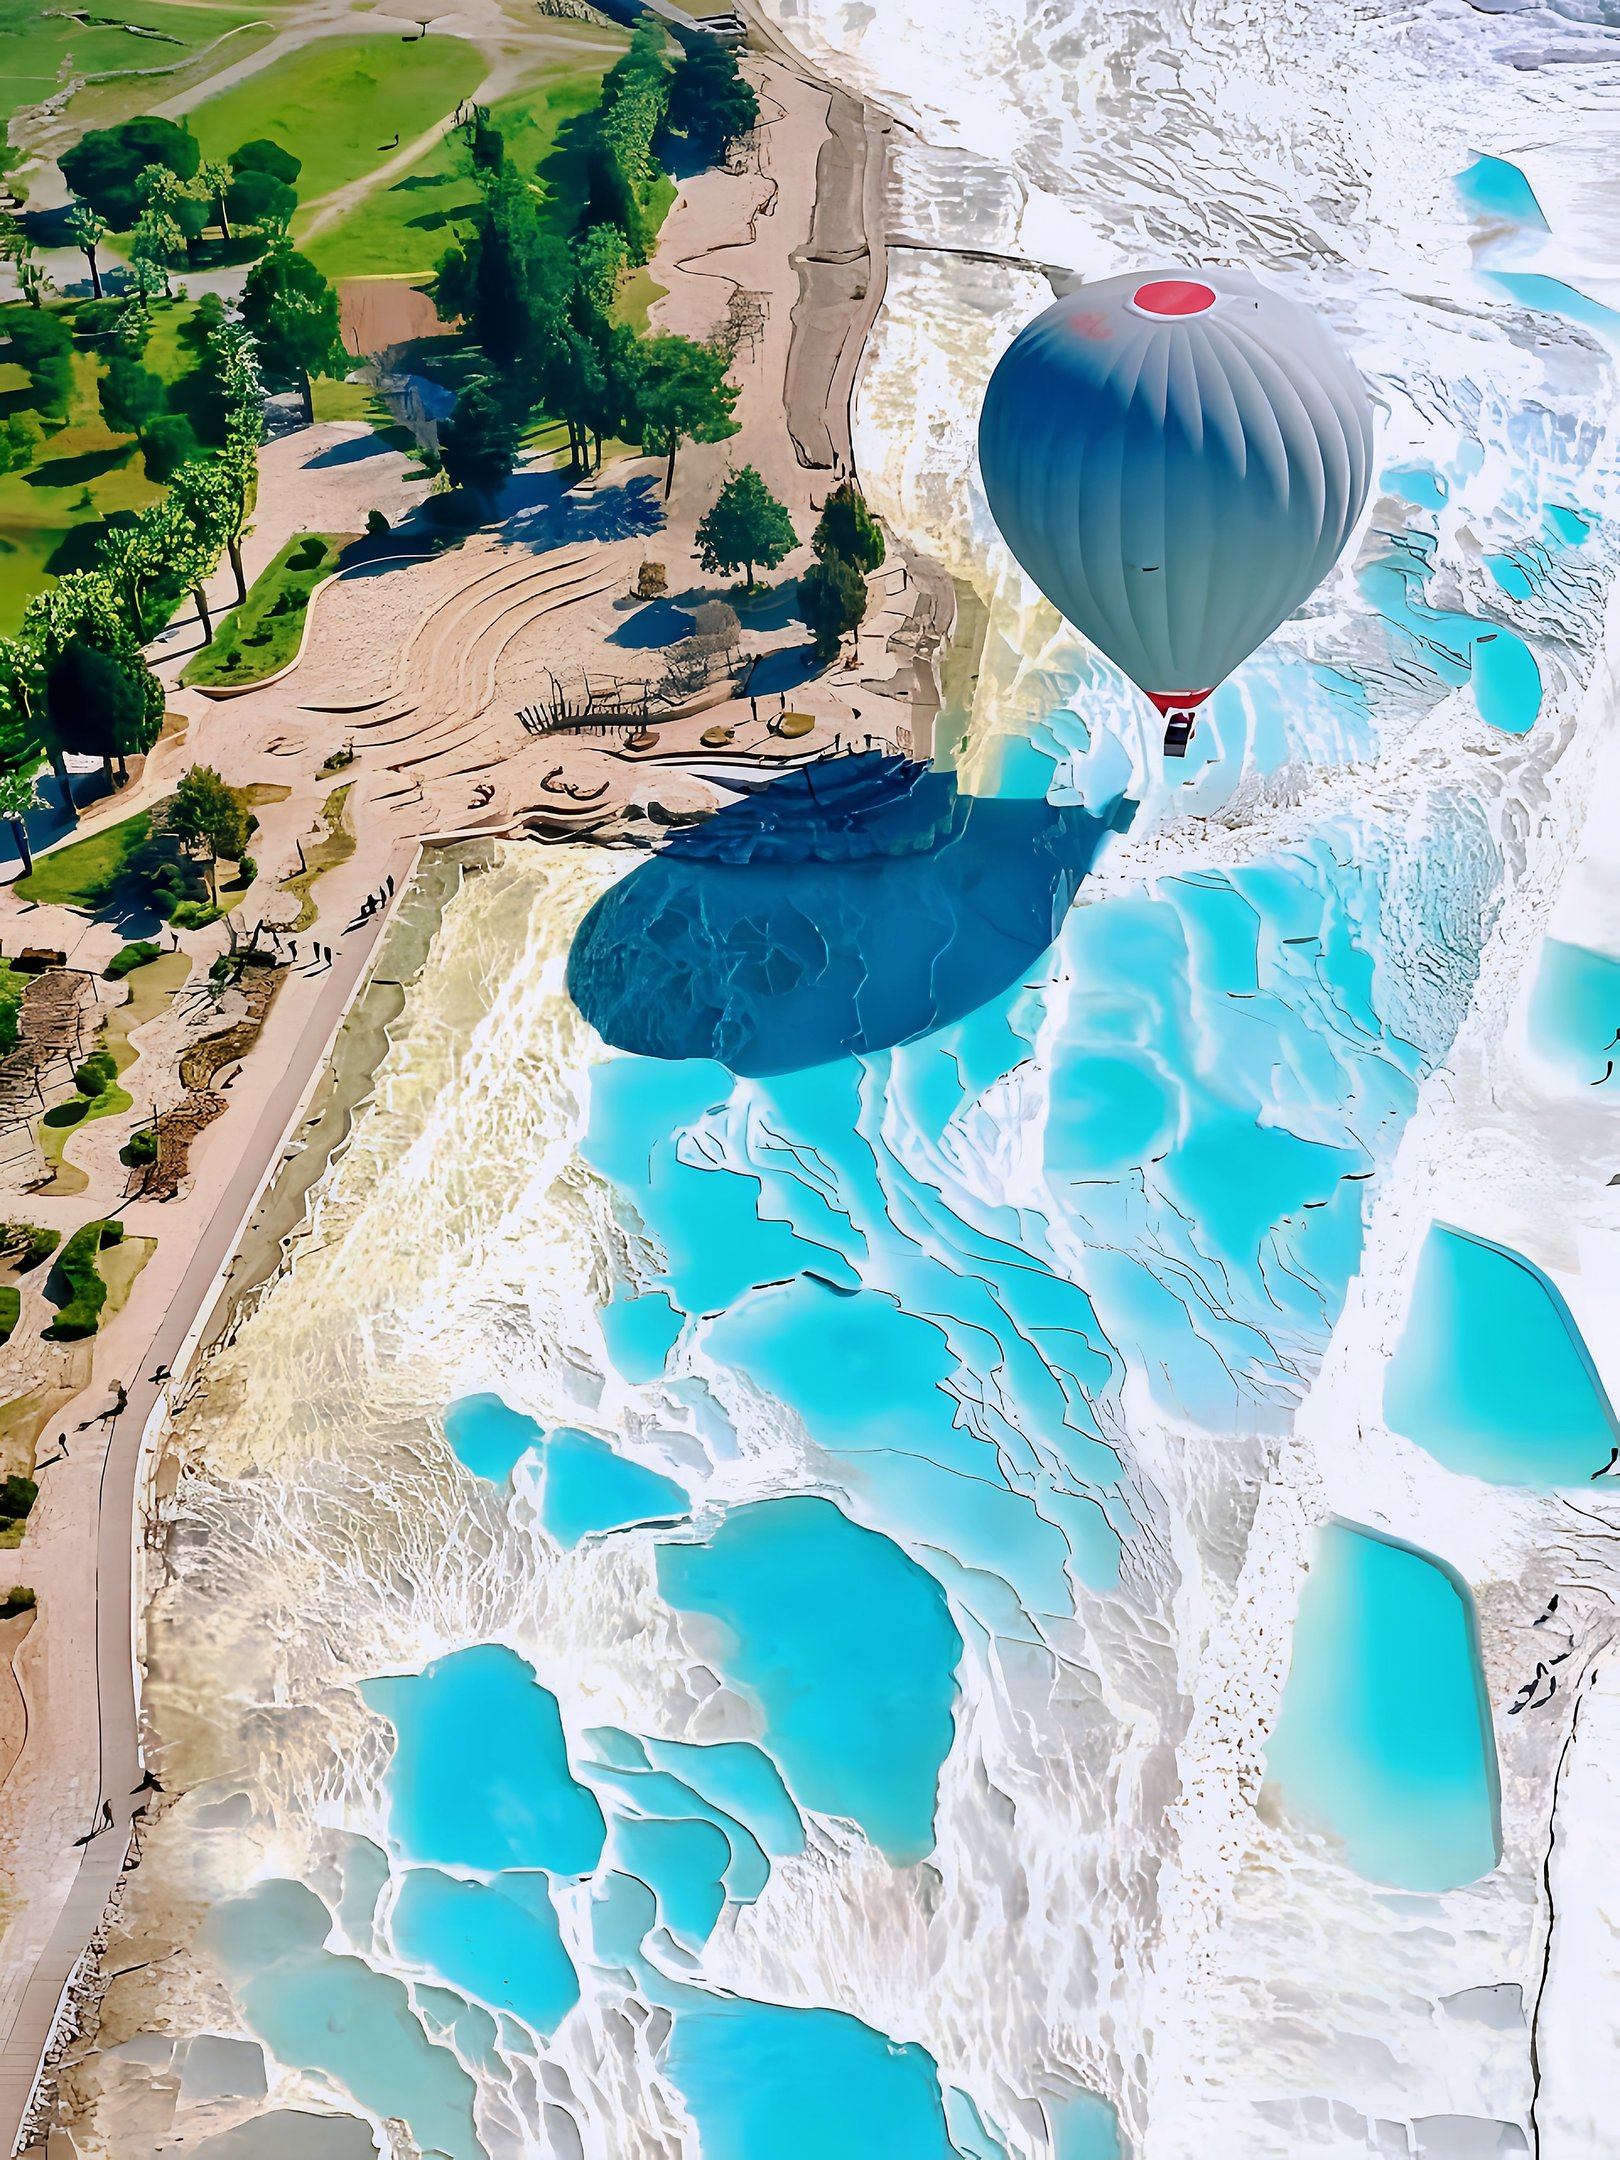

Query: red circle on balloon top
[[1132, 279, 1217, 317]]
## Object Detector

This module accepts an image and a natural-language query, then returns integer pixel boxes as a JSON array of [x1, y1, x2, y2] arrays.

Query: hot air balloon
[[977, 271, 1374, 757]]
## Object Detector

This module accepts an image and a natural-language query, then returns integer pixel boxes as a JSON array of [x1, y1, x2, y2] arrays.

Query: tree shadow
[[747, 644, 820, 696], [25, 443, 136, 492], [504, 471, 667, 552], [608, 597, 695, 650], [303, 432, 400, 469]]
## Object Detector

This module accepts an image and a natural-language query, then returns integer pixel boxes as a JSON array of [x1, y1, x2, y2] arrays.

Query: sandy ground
[[0, 42, 936, 2149]]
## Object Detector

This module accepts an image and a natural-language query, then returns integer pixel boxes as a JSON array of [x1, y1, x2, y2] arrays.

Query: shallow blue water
[[200, 1880, 481, 2160], [390, 1868, 579, 2036], [1527, 936, 1620, 1087], [1263, 1522, 1501, 1891], [600, 1287, 684, 1381], [663, 1994, 961, 2160], [1384, 1224, 1618, 1485], [363, 1645, 606, 1874], [657, 1497, 963, 1862], [1362, 542, 1542, 732], [539, 1427, 689, 1545], [1455, 154, 1549, 231], [443, 1392, 541, 1482], [1050, 2092, 1125, 2160], [1488, 271, 1620, 338]]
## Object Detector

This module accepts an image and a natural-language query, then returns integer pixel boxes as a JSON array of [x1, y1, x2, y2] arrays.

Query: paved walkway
[[0, 846, 416, 2154]]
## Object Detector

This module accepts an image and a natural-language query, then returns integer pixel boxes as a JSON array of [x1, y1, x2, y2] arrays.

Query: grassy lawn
[[183, 530, 357, 689], [0, 0, 282, 143], [188, 35, 487, 210], [307, 50, 624, 283], [0, 297, 204, 634], [282, 783, 354, 930], [309, 376, 417, 451], [15, 808, 150, 910], [38, 949, 188, 1195]]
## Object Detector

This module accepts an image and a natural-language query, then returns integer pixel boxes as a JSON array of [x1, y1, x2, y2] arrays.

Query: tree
[[141, 412, 200, 483], [225, 166, 296, 238], [0, 762, 41, 877], [157, 765, 250, 901], [62, 117, 200, 230], [196, 158, 234, 244], [98, 351, 167, 439], [575, 222, 629, 316], [695, 464, 796, 588], [798, 549, 867, 661], [239, 245, 346, 422], [169, 457, 239, 630], [1, 305, 74, 418], [811, 481, 885, 574], [43, 640, 161, 790], [439, 378, 520, 510], [65, 199, 107, 299], [667, 37, 758, 161], [0, 638, 63, 799], [586, 20, 673, 261], [132, 164, 207, 273], [630, 333, 739, 496], [434, 158, 569, 374], [229, 138, 301, 188], [0, 415, 41, 476]]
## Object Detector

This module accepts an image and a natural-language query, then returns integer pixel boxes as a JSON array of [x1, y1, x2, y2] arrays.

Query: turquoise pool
[[1264, 1521, 1500, 1892], [1384, 1224, 1618, 1486]]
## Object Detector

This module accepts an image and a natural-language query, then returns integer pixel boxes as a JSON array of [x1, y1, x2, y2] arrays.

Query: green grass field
[[0, 0, 281, 146], [187, 35, 488, 210], [0, 298, 203, 634], [15, 808, 151, 910], [307, 52, 624, 282], [184, 530, 356, 687]]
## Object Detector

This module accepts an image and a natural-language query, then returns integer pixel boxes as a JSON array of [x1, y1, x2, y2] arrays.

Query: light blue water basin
[[657, 1497, 962, 1863], [1384, 1224, 1618, 1486], [1488, 271, 1620, 338], [613, 1814, 732, 1947], [1382, 464, 1449, 511], [601, 1287, 684, 1381], [1455, 155, 1549, 230], [1362, 551, 1542, 733], [363, 1644, 606, 1875], [540, 1428, 689, 1546], [664, 1994, 961, 2160], [199, 1879, 480, 2160], [1263, 1521, 1501, 1892], [1051, 2090, 1126, 2159], [391, 1868, 579, 2037], [443, 1392, 540, 1483], [1527, 936, 1620, 1088]]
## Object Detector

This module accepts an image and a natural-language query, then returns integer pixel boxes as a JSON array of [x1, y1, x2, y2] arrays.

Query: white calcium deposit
[[61, 4, 1620, 2159]]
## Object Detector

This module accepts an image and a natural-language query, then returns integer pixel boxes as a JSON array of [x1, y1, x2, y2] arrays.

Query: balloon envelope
[[977, 271, 1374, 711]]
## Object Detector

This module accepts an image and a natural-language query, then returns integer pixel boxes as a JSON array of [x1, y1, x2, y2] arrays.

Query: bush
[[234, 853, 257, 883], [169, 899, 222, 930], [366, 508, 390, 537], [75, 1050, 117, 1098], [106, 940, 162, 980], [41, 1217, 121, 1340], [0, 1587, 35, 1619], [0, 1288, 18, 1348], [636, 561, 668, 599], [322, 747, 356, 773], [120, 1129, 159, 1168], [1, 1475, 36, 1519], [4, 1223, 59, 1272]]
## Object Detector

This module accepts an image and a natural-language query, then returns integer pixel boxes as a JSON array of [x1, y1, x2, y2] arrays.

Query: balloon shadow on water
[[567, 754, 1128, 1075]]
